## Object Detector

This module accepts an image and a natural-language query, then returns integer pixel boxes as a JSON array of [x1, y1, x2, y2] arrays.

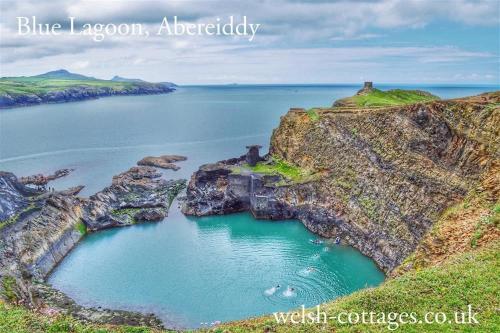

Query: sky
[[0, 0, 499, 85]]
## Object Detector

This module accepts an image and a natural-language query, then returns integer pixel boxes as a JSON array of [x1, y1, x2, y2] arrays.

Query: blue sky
[[0, 0, 499, 85]]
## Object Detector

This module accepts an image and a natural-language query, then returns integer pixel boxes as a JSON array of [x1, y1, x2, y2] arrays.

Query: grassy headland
[[0, 70, 175, 108], [334, 88, 439, 107]]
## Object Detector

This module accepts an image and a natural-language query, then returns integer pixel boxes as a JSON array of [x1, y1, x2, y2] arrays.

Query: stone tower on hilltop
[[357, 81, 374, 95]]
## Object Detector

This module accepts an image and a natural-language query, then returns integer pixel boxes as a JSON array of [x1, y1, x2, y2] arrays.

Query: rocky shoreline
[[0, 84, 175, 109], [19, 168, 74, 188], [0, 91, 497, 330], [0, 166, 186, 328], [183, 92, 499, 274]]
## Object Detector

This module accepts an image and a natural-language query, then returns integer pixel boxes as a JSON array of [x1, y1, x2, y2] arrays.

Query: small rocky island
[[0, 165, 186, 328], [137, 154, 187, 170]]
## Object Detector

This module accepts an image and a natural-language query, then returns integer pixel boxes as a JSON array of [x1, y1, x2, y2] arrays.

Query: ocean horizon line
[[180, 83, 500, 88]]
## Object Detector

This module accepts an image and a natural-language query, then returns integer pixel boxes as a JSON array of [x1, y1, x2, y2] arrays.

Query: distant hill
[[112, 76, 177, 88], [0, 69, 176, 109], [33, 69, 96, 80], [111, 76, 145, 83]]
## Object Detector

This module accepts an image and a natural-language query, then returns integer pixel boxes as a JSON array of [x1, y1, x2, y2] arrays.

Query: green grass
[[231, 157, 313, 184], [343, 89, 439, 107], [0, 301, 160, 333], [110, 208, 142, 224], [250, 158, 303, 180], [306, 109, 320, 121], [1, 276, 17, 302], [359, 196, 377, 220], [74, 220, 87, 235], [0, 77, 137, 96], [0, 203, 38, 230], [471, 203, 500, 247], [216, 241, 500, 332], [1, 242, 498, 332]]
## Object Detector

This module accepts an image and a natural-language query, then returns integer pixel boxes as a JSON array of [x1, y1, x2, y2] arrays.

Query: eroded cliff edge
[[0, 167, 186, 328], [183, 92, 499, 274]]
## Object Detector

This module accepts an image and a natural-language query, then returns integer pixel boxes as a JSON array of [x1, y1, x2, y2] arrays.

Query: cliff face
[[0, 171, 40, 221], [0, 168, 185, 328], [183, 92, 499, 273]]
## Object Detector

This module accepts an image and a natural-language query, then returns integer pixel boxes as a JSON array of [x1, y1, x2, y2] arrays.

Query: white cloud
[[331, 33, 385, 41], [70, 60, 89, 69], [0, 0, 498, 84]]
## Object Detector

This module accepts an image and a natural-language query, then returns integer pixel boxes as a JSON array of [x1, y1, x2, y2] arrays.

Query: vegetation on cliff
[[182, 90, 499, 331], [0, 202, 38, 230], [217, 160, 500, 332], [1, 91, 498, 332], [394, 162, 500, 275], [215, 241, 500, 332], [1, 241, 498, 332], [334, 88, 439, 107], [0, 301, 162, 333], [230, 156, 321, 186], [0, 167, 186, 329], [268, 92, 499, 272], [0, 69, 175, 108]]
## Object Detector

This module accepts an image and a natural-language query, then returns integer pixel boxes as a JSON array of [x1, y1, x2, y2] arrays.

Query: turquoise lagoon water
[[0, 84, 495, 328]]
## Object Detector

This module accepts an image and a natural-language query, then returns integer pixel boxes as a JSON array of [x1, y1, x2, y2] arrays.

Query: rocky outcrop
[[20, 168, 73, 187], [0, 171, 40, 221], [84, 166, 186, 230], [0, 166, 186, 328], [183, 92, 499, 273], [137, 155, 187, 170], [34, 283, 163, 328]]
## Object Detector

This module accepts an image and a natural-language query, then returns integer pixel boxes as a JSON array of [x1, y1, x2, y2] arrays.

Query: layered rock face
[[84, 166, 185, 230], [0, 171, 40, 220], [183, 92, 499, 273], [0, 167, 185, 328]]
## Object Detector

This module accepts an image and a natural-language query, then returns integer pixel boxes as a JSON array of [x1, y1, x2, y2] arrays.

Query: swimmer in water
[[265, 285, 280, 296], [283, 286, 296, 297]]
